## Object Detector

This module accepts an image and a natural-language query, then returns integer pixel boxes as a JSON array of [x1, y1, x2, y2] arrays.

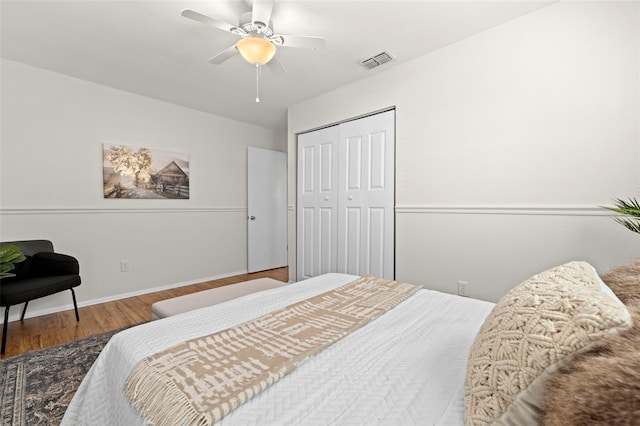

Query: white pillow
[[464, 261, 632, 426]]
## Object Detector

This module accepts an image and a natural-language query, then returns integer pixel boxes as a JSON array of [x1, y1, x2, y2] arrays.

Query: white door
[[247, 147, 287, 273], [338, 110, 395, 278], [297, 125, 339, 280], [297, 110, 395, 281]]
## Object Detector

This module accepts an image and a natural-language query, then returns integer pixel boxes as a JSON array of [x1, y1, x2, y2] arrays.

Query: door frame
[[295, 107, 396, 281]]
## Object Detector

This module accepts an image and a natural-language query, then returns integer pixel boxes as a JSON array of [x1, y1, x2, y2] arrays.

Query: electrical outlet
[[120, 260, 129, 272], [458, 280, 469, 297]]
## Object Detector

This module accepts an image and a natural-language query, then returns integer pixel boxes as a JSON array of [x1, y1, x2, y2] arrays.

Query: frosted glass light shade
[[237, 37, 276, 65]]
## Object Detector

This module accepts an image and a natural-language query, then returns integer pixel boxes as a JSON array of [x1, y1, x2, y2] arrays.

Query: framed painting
[[103, 144, 190, 199]]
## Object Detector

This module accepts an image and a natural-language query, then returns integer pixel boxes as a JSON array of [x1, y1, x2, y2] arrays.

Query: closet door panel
[[338, 110, 395, 279], [301, 145, 315, 194], [297, 126, 339, 281], [346, 136, 363, 191], [298, 143, 316, 279], [319, 142, 334, 192], [367, 207, 386, 278], [341, 207, 362, 276], [319, 207, 334, 274], [369, 131, 387, 190], [300, 207, 315, 279]]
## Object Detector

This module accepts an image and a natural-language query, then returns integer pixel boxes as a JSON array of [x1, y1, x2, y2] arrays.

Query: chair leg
[[71, 288, 80, 322], [20, 301, 29, 321], [2, 306, 9, 355]]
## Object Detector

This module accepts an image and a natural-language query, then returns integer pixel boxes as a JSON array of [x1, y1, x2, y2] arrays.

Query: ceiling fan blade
[[275, 34, 326, 50], [266, 56, 286, 76], [208, 45, 239, 65], [181, 9, 237, 33], [251, 0, 274, 27]]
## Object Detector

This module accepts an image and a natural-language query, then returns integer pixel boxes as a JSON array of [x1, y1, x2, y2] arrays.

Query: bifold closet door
[[337, 110, 395, 279], [297, 109, 395, 281], [297, 125, 340, 280]]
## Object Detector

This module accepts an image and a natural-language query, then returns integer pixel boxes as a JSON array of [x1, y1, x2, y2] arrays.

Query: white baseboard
[[1, 270, 248, 324]]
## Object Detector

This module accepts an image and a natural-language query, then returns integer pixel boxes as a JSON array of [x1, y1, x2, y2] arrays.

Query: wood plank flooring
[[1, 267, 288, 358]]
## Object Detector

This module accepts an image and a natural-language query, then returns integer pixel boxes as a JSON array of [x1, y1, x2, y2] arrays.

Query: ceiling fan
[[181, 0, 326, 76]]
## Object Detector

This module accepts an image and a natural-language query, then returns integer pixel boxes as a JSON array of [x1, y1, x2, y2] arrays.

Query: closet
[[297, 109, 395, 281]]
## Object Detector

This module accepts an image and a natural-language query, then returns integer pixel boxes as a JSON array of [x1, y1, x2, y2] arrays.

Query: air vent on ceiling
[[358, 51, 394, 70]]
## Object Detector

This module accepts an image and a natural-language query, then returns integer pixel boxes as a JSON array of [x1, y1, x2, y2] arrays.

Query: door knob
[[250, 216, 256, 220], [348, 196, 353, 200], [325, 196, 329, 201]]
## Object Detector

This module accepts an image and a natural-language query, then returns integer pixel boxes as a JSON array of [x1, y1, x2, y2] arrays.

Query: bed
[[62, 261, 638, 425], [61, 273, 495, 425]]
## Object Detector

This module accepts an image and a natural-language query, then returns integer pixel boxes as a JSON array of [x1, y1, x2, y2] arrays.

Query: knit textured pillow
[[464, 261, 632, 426]]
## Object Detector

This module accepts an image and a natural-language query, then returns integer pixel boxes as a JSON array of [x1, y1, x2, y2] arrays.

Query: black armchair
[[0, 240, 81, 354]]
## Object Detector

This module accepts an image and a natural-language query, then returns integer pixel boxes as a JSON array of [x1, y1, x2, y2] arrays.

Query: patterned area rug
[[0, 328, 124, 426]]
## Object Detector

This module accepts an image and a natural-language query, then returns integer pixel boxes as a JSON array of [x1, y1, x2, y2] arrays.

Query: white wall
[[288, 1, 640, 302], [0, 59, 285, 320]]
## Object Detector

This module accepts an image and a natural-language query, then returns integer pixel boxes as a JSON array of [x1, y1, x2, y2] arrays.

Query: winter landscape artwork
[[103, 144, 190, 199]]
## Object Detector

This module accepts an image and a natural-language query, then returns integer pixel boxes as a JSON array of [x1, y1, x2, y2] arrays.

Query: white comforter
[[62, 273, 494, 426]]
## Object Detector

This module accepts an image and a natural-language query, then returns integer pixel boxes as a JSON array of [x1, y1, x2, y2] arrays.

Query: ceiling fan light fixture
[[237, 37, 276, 65]]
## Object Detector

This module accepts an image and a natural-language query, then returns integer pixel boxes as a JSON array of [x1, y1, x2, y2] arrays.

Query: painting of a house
[[103, 144, 190, 199], [150, 161, 190, 198]]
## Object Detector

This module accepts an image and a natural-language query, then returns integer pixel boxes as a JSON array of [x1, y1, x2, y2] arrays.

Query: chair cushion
[[0, 275, 81, 306]]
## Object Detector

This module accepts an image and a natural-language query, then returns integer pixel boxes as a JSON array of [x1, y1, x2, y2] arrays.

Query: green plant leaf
[[0, 262, 16, 273], [0, 262, 17, 279], [0, 244, 26, 263], [0, 244, 26, 280], [601, 197, 640, 235]]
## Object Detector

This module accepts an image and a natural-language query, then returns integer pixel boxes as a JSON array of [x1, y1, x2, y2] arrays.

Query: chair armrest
[[32, 252, 79, 276]]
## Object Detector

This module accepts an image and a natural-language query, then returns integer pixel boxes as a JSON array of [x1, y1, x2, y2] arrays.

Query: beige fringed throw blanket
[[125, 276, 419, 425]]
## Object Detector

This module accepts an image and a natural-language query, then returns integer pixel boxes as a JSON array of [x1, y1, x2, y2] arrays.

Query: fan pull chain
[[255, 63, 261, 103]]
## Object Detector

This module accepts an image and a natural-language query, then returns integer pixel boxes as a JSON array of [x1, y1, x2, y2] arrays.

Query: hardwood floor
[[1, 267, 288, 358]]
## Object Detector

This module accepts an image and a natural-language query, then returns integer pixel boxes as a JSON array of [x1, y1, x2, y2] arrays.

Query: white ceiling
[[0, 0, 554, 130]]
